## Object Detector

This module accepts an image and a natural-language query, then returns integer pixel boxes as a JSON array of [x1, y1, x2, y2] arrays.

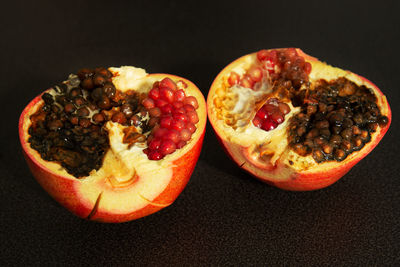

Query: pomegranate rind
[[19, 71, 206, 222], [207, 48, 391, 191]]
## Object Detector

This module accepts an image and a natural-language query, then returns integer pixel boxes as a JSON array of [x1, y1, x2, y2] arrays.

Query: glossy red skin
[[19, 73, 206, 222], [208, 48, 392, 191]]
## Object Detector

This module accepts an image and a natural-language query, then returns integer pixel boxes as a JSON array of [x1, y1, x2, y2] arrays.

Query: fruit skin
[[207, 48, 392, 191], [19, 72, 206, 222]]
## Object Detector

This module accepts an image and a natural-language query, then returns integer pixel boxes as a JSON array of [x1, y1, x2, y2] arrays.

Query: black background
[[1, 0, 399, 265]]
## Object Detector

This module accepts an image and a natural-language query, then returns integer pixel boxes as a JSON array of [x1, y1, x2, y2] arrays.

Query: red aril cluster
[[252, 98, 290, 131], [142, 78, 199, 160]]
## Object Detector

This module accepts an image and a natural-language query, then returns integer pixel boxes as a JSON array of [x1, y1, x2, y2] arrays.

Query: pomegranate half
[[19, 66, 206, 222], [207, 48, 391, 191]]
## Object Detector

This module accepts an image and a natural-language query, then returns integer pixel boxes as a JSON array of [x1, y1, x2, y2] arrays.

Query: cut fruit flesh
[[207, 48, 391, 191], [19, 67, 206, 222]]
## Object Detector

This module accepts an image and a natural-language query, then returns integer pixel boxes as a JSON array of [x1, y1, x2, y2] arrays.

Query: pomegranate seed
[[239, 75, 254, 89], [183, 96, 199, 109], [172, 101, 184, 109], [261, 120, 277, 131], [170, 119, 185, 131], [186, 122, 196, 134], [174, 113, 189, 122], [270, 111, 284, 124], [256, 109, 268, 120], [155, 99, 168, 108], [187, 110, 199, 124], [176, 80, 188, 89], [285, 48, 298, 58], [164, 129, 180, 144], [248, 66, 263, 82], [152, 81, 160, 89], [176, 140, 187, 149], [173, 107, 186, 114], [111, 112, 127, 124], [160, 87, 174, 103], [159, 140, 176, 156], [265, 50, 278, 63], [153, 127, 168, 138], [160, 116, 173, 128], [183, 104, 195, 112], [257, 49, 269, 61], [149, 107, 161, 117], [148, 150, 162, 160], [228, 72, 240, 86], [304, 62, 312, 74], [174, 90, 186, 102], [278, 102, 290, 115], [161, 103, 173, 114], [252, 117, 262, 128], [148, 88, 160, 100], [142, 98, 155, 109], [263, 60, 275, 72], [149, 138, 162, 150], [148, 117, 159, 128], [180, 128, 192, 141], [264, 104, 277, 115], [159, 77, 177, 91]]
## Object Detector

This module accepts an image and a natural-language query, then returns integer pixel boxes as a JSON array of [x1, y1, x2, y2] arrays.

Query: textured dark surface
[[1, 0, 399, 265]]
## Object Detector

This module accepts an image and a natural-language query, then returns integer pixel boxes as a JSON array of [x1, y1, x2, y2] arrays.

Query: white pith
[[208, 51, 390, 182], [22, 66, 206, 214]]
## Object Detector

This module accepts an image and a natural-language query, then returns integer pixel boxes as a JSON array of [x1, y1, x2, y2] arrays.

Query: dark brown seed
[[148, 117, 159, 128], [64, 103, 75, 113], [352, 125, 361, 135], [121, 104, 134, 118], [48, 120, 63, 131], [334, 149, 346, 161], [360, 130, 369, 142], [56, 95, 67, 105], [103, 83, 116, 98], [93, 74, 106, 87], [296, 126, 306, 136], [341, 140, 352, 151], [341, 128, 353, 140], [111, 112, 127, 124], [352, 137, 363, 149], [316, 120, 329, 129], [42, 93, 54, 104], [314, 136, 326, 146], [77, 107, 90, 117], [293, 143, 308, 156], [318, 102, 327, 113], [307, 105, 317, 115], [70, 116, 79, 125], [353, 113, 363, 125], [331, 126, 341, 135], [96, 68, 112, 78], [77, 68, 93, 80], [91, 87, 103, 101], [69, 88, 82, 99], [306, 128, 319, 139], [322, 143, 333, 154], [92, 113, 105, 123], [329, 113, 343, 126], [98, 96, 112, 110], [303, 138, 314, 148], [368, 122, 378, 132], [342, 118, 353, 128], [312, 149, 324, 162], [79, 118, 91, 128], [319, 128, 331, 138], [330, 135, 342, 146], [81, 78, 94, 90], [378, 115, 389, 126], [129, 115, 141, 126], [74, 97, 86, 106]]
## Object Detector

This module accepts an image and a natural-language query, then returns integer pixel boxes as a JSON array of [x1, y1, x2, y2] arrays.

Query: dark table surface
[[1, 0, 399, 265]]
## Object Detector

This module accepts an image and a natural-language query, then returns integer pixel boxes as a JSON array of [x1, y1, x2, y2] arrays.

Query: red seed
[[270, 111, 284, 124], [149, 107, 161, 117], [252, 117, 262, 128], [147, 150, 162, 160], [155, 99, 168, 108], [278, 102, 290, 115], [256, 109, 268, 120], [164, 129, 180, 144], [174, 113, 189, 122], [148, 88, 160, 100], [187, 110, 199, 124], [160, 115, 173, 129], [170, 119, 185, 131], [239, 75, 254, 89], [257, 50, 269, 61], [148, 138, 162, 150], [180, 128, 192, 141], [183, 104, 195, 112], [186, 122, 196, 133], [172, 101, 184, 109], [153, 127, 168, 138], [248, 66, 263, 82], [261, 120, 277, 131], [183, 96, 199, 109], [160, 87, 174, 103], [92, 113, 105, 123], [304, 62, 312, 74], [159, 77, 177, 91], [161, 104, 173, 114], [148, 117, 159, 128], [142, 98, 155, 109], [159, 140, 176, 156], [264, 104, 277, 115], [173, 107, 186, 115], [112, 112, 127, 124], [176, 140, 187, 149], [174, 90, 186, 102], [228, 72, 240, 86]]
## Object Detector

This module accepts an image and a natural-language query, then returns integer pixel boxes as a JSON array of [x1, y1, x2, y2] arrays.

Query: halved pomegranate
[[207, 48, 391, 191], [19, 66, 206, 222]]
